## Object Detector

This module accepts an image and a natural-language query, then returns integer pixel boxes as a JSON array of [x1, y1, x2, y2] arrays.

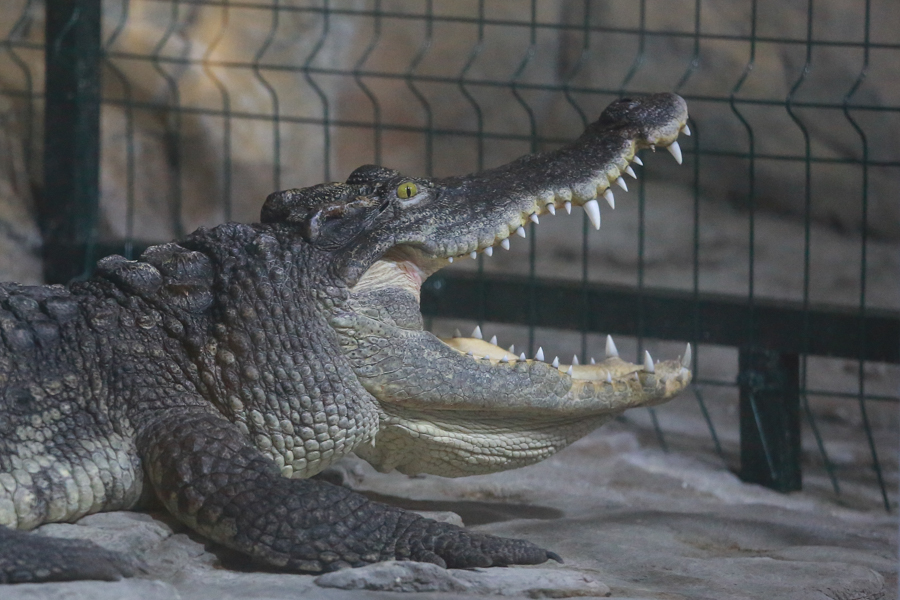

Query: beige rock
[[0, 96, 42, 284]]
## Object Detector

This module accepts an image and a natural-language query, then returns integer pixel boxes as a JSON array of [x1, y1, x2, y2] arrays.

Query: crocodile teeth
[[501, 238, 510, 250], [466, 350, 474, 356], [484, 247, 493, 257], [606, 371, 613, 383], [470, 251, 477, 259], [566, 365, 573, 375], [643, 350, 655, 373], [454, 328, 461, 338], [603, 188, 615, 209], [668, 140, 683, 164], [547, 204, 556, 215], [519, 352, 526, 361], [490, 335, 498, 345], [530, 214, 540, 224], [552, 356, 560, 368], [570, 355, 578, 366], [605, 335, 619, 358], [448, 256, 453, 263], [590, 357, 596, 364], [584, 199, 601, 230], [682, 343, 692, 368], [625, 165, 637, 179], [564, 201, 572, 214], [508, 344, 515, 353], [535, 347, 544, 361], [516, 226, 527, 238], [683, 123, 691, 136], [471, 326, 483, 339], [500, 355, 509, 363], [616, 176, 628, 192], [633, 155, 643, 166]]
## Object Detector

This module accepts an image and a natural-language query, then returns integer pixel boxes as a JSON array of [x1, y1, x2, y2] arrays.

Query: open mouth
[[357, 118, 693, 392]]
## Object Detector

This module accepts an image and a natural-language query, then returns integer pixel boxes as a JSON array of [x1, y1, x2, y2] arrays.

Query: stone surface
[[316, 561, 472, 593], [316, 561, 611, 597], [5, 580, 180, 600]]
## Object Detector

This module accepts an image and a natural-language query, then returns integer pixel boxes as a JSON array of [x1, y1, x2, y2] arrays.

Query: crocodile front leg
[[137, 408, 558, 572], [335, 313, 691, 476]]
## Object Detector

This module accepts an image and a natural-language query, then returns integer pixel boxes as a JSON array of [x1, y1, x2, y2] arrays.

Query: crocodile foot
[[399, 518, 561, 569]]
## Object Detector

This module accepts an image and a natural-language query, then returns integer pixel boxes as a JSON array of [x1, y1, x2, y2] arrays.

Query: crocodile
[[0, 93, 691, 583]]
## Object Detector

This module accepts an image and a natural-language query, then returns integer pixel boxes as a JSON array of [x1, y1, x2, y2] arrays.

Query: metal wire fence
[[1, 0, 897, 511]]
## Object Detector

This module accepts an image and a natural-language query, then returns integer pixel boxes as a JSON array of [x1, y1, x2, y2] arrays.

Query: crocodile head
[[262, 93, 693, 477]]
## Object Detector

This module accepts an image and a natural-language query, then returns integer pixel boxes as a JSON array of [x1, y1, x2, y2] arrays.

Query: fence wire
[[1, 0, 897, 511]]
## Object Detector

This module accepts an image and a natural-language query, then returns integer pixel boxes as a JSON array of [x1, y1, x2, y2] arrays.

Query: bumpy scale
[[0, 93, 691, 583]]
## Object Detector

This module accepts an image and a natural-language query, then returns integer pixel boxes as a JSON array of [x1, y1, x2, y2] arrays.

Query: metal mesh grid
[[1, 0, 897, 510]]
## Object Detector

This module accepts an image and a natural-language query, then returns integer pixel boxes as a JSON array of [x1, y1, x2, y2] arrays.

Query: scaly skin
[[0, 93, 690, 583]]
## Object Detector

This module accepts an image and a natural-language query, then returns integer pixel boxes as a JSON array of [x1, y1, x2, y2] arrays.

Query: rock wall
[[0, 96, 42, 284]]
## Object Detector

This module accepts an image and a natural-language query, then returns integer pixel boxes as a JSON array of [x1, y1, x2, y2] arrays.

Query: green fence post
[[42, 0, 102, 284], [738, 348, 802, 492]]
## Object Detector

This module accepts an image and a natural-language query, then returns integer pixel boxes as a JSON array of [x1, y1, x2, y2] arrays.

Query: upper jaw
[[387, 93, 689, 266]]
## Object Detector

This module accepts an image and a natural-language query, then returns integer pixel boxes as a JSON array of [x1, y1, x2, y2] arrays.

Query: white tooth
[[472, 326, 483, 339], [625, 165, 637, 179], [466, 350, 474, 356], [516, 226, 527, 238], [633, 155, 643, 166], [616, 176, 628, 192], [552, 356, 560, 368], [501, 238, 510, 250], [572, 355, 579, 365], [667, 140, 683, 164], [583, 199, 601, 230], [454, 329, 461, 338], [564, 201, 572, 214], [590, 357, 596, 365], [605, 335, 619, 358], [682, 343, 692, 368], [643, 350, 655, 373], [485, 247, 493, 256], [490, 335, 498, 346], [530, 213, 540, 224], [566, 365, 573, 375], [535, 347, 545, 361], [500, 355, 509, 363], [683, 123, 691, 136], [448, 256, 454, 263], [508, 344, 515, 353], [547, 204, 556, 215], [603, 188, 615, 209], [470, 251, 477, 259], [519, 352, 526, 361], [606, 371, 612, 383]]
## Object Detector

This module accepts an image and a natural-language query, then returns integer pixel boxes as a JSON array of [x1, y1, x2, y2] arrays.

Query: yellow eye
[[397, 182, 418, 199]]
